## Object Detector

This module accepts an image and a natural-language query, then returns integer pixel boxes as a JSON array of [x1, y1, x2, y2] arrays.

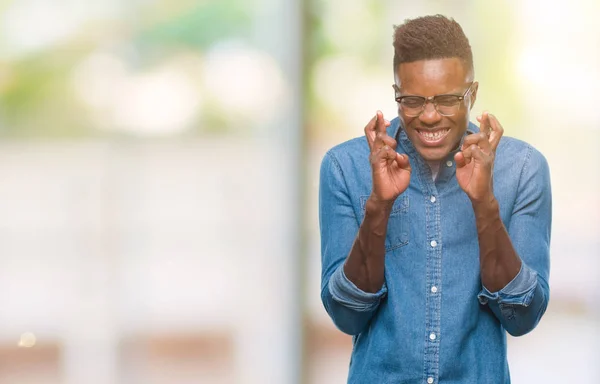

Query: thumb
[[395, 153, 411, 171], [454, 151, 467, 168]]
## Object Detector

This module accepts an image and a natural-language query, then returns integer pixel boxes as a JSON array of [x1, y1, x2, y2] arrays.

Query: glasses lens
[[400, 97, 424, 116], [435, 95, 461, 116]]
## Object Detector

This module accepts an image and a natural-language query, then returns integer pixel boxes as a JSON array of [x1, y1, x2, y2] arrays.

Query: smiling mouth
[[416, 128, 450, 142]]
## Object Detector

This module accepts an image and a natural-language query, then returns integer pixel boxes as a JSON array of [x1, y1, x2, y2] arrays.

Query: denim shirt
[[319, 118, 551, 384]]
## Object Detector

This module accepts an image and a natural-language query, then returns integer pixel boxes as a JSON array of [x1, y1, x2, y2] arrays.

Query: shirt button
[[430, 240, 437, 248], [431, 286, 438, 293], [427, 378, 434, 384], [446, 160, 453, 167], [430, 196, 436, 203], [429, 333, 436, 341]]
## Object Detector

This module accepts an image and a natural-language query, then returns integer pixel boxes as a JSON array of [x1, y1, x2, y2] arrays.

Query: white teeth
[[419, 129, 449, 141]]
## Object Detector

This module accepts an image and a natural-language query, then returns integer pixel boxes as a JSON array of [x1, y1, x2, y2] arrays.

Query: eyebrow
[[395, 85, 465, 97]]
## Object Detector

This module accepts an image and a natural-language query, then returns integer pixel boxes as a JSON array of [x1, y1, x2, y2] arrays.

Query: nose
[[419, 100, 442, 125]]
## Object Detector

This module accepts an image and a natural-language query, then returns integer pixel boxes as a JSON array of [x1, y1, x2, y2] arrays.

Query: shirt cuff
[[328, 265, 387, 311], [478, 263, 538, 307]]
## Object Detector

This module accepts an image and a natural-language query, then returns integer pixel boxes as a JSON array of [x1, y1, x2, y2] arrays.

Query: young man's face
[[394, 58, 477, 163]]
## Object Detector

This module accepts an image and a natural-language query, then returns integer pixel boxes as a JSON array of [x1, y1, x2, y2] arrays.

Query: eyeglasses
[[393, 82, 475, 117]]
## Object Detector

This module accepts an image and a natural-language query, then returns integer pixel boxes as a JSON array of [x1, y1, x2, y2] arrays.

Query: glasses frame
[[393, 82, 475, 117]]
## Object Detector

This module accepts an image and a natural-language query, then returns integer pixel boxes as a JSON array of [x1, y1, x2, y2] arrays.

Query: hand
[[454, 111, 504, 204], [364, 111, 411, 203]]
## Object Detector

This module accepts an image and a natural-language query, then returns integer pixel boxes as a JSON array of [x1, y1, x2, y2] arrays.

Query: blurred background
[[0, 0, 598, 383]]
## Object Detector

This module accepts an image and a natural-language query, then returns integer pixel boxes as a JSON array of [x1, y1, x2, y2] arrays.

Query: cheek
[[400, 114, 416, 128], [446, 112, 469, 127], [454, 113, 470, 129]]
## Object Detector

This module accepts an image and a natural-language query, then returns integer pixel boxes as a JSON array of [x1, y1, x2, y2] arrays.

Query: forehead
[[395, 58, 470, 94]]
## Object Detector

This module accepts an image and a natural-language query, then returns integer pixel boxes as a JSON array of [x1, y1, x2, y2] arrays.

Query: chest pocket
[[360, 194, 410, 252]]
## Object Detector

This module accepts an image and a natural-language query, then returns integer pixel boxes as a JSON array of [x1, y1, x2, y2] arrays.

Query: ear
[[469, 81, 479, 110]]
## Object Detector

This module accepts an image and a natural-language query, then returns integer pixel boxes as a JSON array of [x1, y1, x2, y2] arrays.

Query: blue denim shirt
[[319, 118, 551, 384]]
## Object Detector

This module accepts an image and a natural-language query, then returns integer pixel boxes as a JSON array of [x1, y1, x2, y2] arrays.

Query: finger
[[487, 113, 504, 151], [371, 145, 397, 166], [478, 136, 492, 155], [395, 153, 411, 172], [368, 111, 391, 150], [381, 145, 397, 164], [460, 144, 477, 165], [373, 131, 385, 149], [462, 131, 487, 148], [461, 132, 491, 155], [373, 122, 395, 151], [369, 145, 386, 162], [454, 151, 467, 168], [375, 110, 387, 134], [464, 144, 492, 165], [377, 133, 397, 150], [478, 111, 492, 136], [469, 144, 491, 165], [364, 114, 378, 150]]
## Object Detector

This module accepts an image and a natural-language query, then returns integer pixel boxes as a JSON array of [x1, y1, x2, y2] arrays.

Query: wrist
[[471, 193, 497, 211], [366, 195, 395, 213], [472, 196, 502, 225]]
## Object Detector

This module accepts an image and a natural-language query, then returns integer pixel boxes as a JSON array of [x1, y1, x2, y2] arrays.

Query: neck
[[428, 160, 441, 180]]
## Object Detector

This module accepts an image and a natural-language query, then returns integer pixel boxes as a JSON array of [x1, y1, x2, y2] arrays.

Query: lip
[[414, 128, 451, 147]]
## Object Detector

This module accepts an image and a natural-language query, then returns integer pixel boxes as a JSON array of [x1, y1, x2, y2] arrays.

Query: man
[[319, 15, 551, 383]]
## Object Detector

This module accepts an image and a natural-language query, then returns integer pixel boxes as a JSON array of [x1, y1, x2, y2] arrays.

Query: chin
[[417, 147, 452, 162]]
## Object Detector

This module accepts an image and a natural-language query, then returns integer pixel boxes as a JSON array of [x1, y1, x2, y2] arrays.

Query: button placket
[[423, 161, 441, 383]]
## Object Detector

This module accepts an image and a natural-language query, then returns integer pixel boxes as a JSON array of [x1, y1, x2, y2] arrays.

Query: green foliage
[[0, 49, 93, 137], [135, 0, 251, 51], [0, 0, 253, 138]]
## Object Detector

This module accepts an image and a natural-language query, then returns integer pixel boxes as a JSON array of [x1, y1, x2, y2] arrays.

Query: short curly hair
[[393, 15, 473, 76]]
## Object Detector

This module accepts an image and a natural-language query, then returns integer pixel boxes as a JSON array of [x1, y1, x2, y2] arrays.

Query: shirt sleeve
[[319, 150, 385, 335], [329, 265, 387, 311], [478, 262, 538, 307], [477, 145, 551, 337]]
